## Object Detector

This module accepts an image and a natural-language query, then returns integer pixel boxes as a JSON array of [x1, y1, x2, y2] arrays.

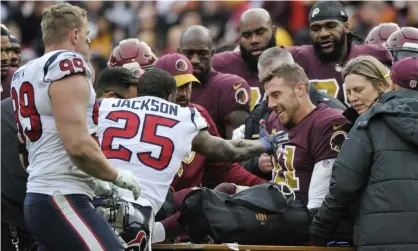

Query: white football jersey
[[11, 50, 97, 198], [96, 97, 208, 212]]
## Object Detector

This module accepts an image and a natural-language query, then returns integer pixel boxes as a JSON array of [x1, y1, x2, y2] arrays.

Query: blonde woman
[[310, 56, 418, 250], [342, 55, 392, 120]]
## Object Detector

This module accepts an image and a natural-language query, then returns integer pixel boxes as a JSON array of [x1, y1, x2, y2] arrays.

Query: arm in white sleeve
[[307, 159, 336, 209]]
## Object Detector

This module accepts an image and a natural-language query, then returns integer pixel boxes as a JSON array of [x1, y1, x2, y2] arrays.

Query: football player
[[213, 8, 276, 110], [95, 65, 140, 99], [1, 25, 13, 100], [386, 27, 418, 62], [202, 63, 351, 216], [262, 63, 350, 209], [364, 23, 400, 46], [108, 38, 157, 72], [11, 4, 140, 250], [233, 47, 346, 181], [289, 1, 393, 106], [96, 68, 288, 246], [154, 53, 267, 241], [1, 24, 34, 250], [178, 25, 251, 139]]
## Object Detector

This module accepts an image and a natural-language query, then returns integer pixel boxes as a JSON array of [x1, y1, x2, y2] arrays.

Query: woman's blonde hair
[[342, 55, 392, 94]]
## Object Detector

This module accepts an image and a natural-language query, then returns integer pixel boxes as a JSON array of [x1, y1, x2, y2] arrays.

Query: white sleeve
[[43, 51, 89, 84], [307, 158, 336, 209], [232, 124, 246, 140]]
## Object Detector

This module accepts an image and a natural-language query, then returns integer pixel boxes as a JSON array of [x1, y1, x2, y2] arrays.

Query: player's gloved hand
[[111, 170, 141, 200], [94, 179, 113, 196], [232, 124, 245, 140], [258, 119, 290, 154]]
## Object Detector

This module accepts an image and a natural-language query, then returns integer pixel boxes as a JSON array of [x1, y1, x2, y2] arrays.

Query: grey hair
[[257, 47, 294, 70]]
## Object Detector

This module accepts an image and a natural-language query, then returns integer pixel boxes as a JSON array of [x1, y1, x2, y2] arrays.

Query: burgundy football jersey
[[287, 44, 392, 106], [267, 104, 350, 203], [213, 51, 261, 111], [1, 67, 17, 100], [171, 103, 265, 191], [191, 69, 250, 138]]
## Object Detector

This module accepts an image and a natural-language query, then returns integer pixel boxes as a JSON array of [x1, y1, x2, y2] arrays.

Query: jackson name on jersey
[[96, 97, 208, 212], [11, 50, 97, 198]]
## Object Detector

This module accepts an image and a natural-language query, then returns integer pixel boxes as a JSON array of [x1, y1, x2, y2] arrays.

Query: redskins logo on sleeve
[[234, 84, 249, 105]]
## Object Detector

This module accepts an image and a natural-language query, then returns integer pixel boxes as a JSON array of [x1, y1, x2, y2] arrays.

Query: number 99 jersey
[[10, 50, 97, 198], [95, 97, 208, 212]]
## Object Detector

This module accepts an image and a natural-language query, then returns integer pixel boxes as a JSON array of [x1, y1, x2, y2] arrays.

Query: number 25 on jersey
[[101, 111, 179, 171]]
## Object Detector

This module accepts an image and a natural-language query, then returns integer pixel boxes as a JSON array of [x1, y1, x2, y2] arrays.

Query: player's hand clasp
[[258, 119, 290, 154]]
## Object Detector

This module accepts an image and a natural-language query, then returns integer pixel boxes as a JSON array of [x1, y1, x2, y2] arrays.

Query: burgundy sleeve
[[219, 76, 251, 118], [193, 104, 220, 136], [203, 161, 267, 186], [311, 117, 351, 163]]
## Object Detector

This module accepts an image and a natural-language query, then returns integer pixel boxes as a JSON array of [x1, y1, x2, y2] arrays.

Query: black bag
[[178, 182, 310, 245]]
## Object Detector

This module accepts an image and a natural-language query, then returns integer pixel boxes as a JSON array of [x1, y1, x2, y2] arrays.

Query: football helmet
[[94, 196, 151, 251], [386, 27, 418, 62], [108, 39, 157, 75], [364, 23, 400, 46]]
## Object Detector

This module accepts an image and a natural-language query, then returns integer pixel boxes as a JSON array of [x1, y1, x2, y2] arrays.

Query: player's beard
[[240, 34, 276, 73], [282, 92, 300, 129], [176, 96, 189, 107], [313, 31, 347, 63]]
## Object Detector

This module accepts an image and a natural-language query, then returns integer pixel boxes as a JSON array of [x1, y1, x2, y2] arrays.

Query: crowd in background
[[2, 0, 418, 69]]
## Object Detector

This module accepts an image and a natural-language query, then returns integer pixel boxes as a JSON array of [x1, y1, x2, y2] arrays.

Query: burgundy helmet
[[386, 27, 418, 62], [108, 39, 158, 75], [365, 23, 400, 46]]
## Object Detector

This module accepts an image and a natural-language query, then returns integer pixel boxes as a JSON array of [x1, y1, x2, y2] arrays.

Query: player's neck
[[294, 100, 316, 125], [44, 42, 75, 54]]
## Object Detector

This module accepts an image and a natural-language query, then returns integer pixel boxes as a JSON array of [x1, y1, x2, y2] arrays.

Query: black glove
[[258, 119, 290, 154]]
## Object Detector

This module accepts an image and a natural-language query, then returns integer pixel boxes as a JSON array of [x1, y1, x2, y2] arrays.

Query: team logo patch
[[255, 213, 267, 225], [410, 80, 417, 89], [330, 130, 348, 153], [126, 230, 148, 251], [235, 87, 249, 105], [175, 59, 188, 72]]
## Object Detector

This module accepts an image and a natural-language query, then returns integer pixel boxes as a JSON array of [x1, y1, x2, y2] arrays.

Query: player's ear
[[73, 28, 79, 44], [211, 46, 215, 56], [272, 25, 277, 34], [294, 82, 305, 97], [103, 92, 115, 99], [343, 22, 350, 32]]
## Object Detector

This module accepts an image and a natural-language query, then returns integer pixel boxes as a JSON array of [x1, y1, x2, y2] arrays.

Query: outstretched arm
[[192, 130, 265, 162]]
